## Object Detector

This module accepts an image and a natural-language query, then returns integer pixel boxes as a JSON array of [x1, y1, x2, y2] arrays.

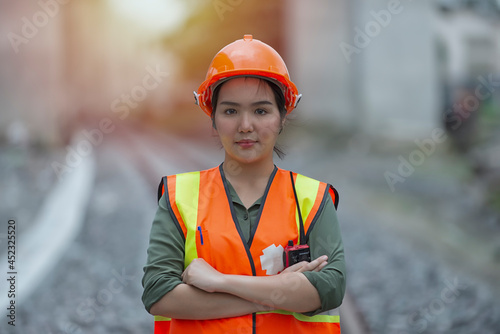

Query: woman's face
[[214, 77, 283, 166]]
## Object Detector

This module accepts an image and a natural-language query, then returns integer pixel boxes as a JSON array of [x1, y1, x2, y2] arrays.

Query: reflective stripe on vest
[[258, 307, 340, 323], [155, 165, 340, 333], [172, 172, 200, 268], [294, 173, 321, 244]]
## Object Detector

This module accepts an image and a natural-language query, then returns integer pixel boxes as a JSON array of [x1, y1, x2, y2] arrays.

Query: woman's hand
[[280, 255, 328, 274], [182, 258, 224, 293]]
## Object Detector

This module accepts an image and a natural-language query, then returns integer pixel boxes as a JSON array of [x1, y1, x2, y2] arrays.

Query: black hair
[[210, 77, 287, 159]]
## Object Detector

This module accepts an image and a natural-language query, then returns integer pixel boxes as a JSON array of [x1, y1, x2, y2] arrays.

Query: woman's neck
[[222, 156, 275, 185]]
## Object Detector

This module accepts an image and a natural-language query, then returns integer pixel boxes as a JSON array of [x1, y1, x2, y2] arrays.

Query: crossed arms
[[149, 255, 328, 320]]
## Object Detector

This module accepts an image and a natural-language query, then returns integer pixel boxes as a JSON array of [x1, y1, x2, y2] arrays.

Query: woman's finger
[[307, 255, 327, 270], [281, 255, 328, 273], [282, 261, 307, 273], [313, 260, 328, 272]]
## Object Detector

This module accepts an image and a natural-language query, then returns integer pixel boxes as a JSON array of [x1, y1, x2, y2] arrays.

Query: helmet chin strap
[[294, 94, 302, 108], [193, 91, 201, 106]]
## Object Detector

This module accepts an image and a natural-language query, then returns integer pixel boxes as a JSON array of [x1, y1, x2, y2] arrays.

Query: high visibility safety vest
[[154, 165, 341, 334]]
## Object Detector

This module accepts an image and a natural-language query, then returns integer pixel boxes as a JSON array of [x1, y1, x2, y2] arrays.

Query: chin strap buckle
[[293, 94, 302, 108], [193, 91, 201, 105]]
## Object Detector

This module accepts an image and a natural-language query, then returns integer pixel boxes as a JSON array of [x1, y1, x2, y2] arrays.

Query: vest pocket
[[196, 228, 213, 265]]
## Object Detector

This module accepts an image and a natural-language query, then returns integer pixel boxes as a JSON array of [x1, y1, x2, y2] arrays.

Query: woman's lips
[[236, 140, 257, 148]]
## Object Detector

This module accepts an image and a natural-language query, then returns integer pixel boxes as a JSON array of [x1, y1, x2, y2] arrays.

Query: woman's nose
[[238, 112, 254, 132]]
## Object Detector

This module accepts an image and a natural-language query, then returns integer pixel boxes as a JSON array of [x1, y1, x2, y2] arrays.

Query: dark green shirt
[[142, 175, 346, 316]]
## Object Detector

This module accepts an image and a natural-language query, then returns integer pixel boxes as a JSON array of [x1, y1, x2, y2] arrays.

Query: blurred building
[[1, 0, 66, 146], [286, 0, 500, 141], [0, 0, 175, 146]]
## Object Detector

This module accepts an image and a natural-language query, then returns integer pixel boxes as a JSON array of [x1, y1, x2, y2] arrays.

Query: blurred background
[[1, 0, 500, 333]]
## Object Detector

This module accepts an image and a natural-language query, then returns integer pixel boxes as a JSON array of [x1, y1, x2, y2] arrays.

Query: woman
[[142, 35, 346, 333]]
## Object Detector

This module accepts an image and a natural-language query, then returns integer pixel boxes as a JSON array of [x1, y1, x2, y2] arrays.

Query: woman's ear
[[211, 112, 217, 130], [211, 121, 219, 138], [279, 116, 287, 133]]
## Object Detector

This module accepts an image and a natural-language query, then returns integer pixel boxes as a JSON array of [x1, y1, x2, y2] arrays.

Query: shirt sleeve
[[141, 193, 185, 313], [302, 192, 346, 316]]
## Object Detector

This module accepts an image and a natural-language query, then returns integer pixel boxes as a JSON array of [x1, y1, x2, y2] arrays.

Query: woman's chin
[[226, 153, 266, 166]]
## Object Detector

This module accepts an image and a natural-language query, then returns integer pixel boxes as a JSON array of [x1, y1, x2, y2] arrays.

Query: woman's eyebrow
[[219, 100, 273, 106], [251, 101, 274, 106]]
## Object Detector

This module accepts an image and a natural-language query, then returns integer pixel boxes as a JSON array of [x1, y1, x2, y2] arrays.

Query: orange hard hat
[[194, 34, 301, 116]]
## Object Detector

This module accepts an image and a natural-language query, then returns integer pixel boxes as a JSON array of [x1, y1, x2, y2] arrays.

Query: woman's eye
[[255, 109, 267, 115], [224, 109, 236, 115]]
